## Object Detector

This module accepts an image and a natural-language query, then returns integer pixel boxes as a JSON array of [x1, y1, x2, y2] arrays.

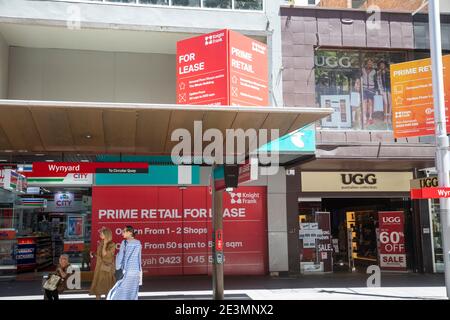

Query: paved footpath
[[0, 272, 447, 300]]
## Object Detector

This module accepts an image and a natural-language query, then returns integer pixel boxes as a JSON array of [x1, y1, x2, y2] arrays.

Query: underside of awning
[[0, 100, 332, 159]]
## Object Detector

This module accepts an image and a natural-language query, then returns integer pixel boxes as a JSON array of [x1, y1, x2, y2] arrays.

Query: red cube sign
[[177, 29, 268, 106]]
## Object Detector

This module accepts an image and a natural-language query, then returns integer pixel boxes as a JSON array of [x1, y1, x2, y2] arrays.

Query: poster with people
[[315, 50, 406, 130]]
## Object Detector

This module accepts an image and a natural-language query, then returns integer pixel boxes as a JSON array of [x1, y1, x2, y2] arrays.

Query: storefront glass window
[[315, 50, 407, 131], [234, 0, 263, 10], [172, 0, 201, 7], [431, 199, 445, 272], [203, 0, 232, 8]]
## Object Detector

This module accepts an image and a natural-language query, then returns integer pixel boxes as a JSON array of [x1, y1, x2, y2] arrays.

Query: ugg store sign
[[301, 172, 413, 192]]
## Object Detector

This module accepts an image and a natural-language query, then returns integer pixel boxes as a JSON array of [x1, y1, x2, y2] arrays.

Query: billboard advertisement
[[378, 211, 407, 271], [176, 29, 268, 106], [91, 186, 267, 276], [390, 55, 450, 138]]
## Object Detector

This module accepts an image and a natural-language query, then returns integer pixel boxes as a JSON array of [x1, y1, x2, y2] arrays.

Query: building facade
[[0, 0, 302, 277], [281, 4, 449, 274]]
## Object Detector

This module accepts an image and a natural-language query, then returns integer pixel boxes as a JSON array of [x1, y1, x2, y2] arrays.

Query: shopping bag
[[374, 94, 384, 112]]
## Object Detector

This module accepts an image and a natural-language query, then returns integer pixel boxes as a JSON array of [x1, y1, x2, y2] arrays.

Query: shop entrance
[[299, 198, 412, 274], [13, 187, 92, 273]]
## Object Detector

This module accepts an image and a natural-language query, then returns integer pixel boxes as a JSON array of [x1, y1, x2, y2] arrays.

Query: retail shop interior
[[298, 198, 412, 274], [0, 187, 92, 275]]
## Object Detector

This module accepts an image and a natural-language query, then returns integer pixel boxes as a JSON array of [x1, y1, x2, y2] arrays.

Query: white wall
[[441, 0, 450, 13], [0, 32, 8, 98], [8, 47, 176, 103]]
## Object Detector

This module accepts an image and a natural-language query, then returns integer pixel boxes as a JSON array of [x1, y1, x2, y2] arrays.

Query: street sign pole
[[429, 0, 450, 299], [211, 164, 224, 300]]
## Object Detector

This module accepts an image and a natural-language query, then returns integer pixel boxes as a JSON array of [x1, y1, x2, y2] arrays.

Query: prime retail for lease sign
[[91, 186, 267, 276], [390, 55, 450, 138], [176, 29, 268, 106], [378, 211, 407, 271]]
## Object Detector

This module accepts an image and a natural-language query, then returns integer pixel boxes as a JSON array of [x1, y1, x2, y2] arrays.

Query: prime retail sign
[[91, 186, 268, 276], [390, 55, 450, 138], [176, 29, 268, 106]]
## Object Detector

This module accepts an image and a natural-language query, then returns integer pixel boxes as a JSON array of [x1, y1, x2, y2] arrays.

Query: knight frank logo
[[204, 35, 213, 46], [230, 192, 260, 204], [230, 193, 242, 204], [204, 32, 225, 46]]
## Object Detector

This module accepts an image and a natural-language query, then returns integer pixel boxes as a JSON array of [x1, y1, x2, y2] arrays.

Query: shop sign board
[[390, 55, 450, 138], [26, 173, 93, 187], [258, 124, 316, 154], [410, 176, 439, 189], [410, 187, 450, 199], [301, 172, 413, 193], [410, 175, 450, 199], [64, 240, 84, 253], [176, 29, 268, 106], [378, 211, 407, 271], [91, 186, 267, 276], [213, 161, 258, 192], [44, 192, 83, 213], [315, 212, 333, 273], [95, 165, 199, 186], [298, 213, 332, 273], [20, 198, 47, 208], [26, 162, 148, 176], [1, 169, 27, 193], [0, 229, 16, 240]]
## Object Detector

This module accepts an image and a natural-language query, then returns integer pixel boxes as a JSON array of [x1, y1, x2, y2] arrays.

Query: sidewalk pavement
[[0, 272, 447, 300]]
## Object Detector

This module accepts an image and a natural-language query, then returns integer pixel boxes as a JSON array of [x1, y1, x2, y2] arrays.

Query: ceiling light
[[85, 134, 92, 139], [45, 160, 55, 162], [35, 154, 45, 156], [0, 159, 7, 162]]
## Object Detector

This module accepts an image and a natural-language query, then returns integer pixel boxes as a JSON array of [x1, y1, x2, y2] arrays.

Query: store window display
[[315, 50, 407, 130], [430, 199, 445, 273]]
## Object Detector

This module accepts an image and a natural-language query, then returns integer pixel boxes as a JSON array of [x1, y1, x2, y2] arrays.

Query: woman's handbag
[[43, 274, 62, 291], [115, 269, 123, 281]]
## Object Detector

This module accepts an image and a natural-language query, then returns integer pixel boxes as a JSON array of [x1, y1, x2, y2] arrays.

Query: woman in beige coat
[[89, 227, 116, 299]]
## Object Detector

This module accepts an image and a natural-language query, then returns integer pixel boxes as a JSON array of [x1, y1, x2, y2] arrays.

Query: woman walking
[[107, 226, 142, 300], [89, 227, 116, 300], [43, 254, 71, 301]]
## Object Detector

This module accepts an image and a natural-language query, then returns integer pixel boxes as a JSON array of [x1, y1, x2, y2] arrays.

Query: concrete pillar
[[267, 167, 289, 273], [0, 32, 8, 98], [266, 0, 284, 107]]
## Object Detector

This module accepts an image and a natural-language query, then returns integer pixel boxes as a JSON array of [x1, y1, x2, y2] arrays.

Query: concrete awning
[[0, 100, 332, 156]]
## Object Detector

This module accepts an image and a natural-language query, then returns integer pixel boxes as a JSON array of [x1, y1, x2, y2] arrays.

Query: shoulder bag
[[43, 274, 62, 291], [115, 240, 128, 281]]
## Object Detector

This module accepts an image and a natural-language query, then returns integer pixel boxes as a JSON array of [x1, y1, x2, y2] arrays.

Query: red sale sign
[[378, 211, 407, 271], [176, 29, 268, 106], [91, 186, 267, 276]]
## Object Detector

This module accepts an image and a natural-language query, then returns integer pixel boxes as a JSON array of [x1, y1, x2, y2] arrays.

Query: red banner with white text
[[91, 186, 267, 276], [378, 211, 407, 271]]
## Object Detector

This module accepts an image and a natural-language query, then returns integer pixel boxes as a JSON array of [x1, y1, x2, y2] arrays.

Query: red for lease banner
[[91, 186, 267, 276], [176, 29, 268, 106], [378, 211, 407, 271]]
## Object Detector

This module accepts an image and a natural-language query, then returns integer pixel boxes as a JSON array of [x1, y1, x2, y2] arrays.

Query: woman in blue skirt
[[107, 226, 142, 300]]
